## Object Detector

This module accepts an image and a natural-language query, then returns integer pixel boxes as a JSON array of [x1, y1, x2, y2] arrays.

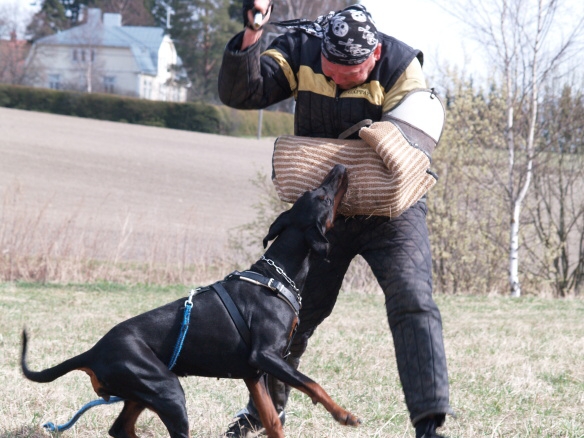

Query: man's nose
[[331, 73, 345, 85]]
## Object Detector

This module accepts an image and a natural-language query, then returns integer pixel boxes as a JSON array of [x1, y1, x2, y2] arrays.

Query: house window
[[76, 49, 95, 63], [143, 78, 152, 99], [103, 76, 115, 93], [48, 74, 61, 90]]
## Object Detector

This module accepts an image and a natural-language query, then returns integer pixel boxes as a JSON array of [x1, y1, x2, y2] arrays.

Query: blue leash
[[168, 290, 195, 370], [43, 289, 197, 433], [43, 397, 125, 432]]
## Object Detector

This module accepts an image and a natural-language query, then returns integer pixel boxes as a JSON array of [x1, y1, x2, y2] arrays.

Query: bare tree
[[0, 1, 22, 39], [93, 0, 155, 26], [429, 69, 511, 294], [525, 84, 584, 296], [24, 8, 106, 93], [0, 11, 6, 39], [261, 0, 354, 42], [0, 3, 35, 85], [435, 0, 584, 296], [269, 0, 353, 21], [64, 9, 106, 93], [0, 33, 30, 85]]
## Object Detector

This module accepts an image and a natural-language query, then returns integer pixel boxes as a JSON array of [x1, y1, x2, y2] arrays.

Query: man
[[218, 3, 453, 437]]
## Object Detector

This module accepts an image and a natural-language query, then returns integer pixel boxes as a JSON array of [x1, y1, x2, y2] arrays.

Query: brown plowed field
[[0, 107, 275, 262]]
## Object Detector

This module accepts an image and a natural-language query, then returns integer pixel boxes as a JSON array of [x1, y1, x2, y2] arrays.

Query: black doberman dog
[[21, 164, 360, 438]]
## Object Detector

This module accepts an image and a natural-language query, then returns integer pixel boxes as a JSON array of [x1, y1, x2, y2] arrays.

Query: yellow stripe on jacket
[[262, 49, 426, 112]]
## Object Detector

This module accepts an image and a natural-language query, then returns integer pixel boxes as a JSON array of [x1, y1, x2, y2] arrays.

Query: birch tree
[[70, 10, 105, 93], [435, 0, 584, 296]]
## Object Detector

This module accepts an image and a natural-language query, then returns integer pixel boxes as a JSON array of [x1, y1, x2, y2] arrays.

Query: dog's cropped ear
[[263, 211, 291, 248], [305, 225, 329, 258]]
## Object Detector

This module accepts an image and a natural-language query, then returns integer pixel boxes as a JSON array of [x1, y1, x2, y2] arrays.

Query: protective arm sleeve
[[218, 32, 293, 109], [383, 57, 426, 113]]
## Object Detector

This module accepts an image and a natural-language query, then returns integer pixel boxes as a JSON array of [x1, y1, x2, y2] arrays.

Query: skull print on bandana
[[273, 4, 379, 66], [331, 17, 349, 37]]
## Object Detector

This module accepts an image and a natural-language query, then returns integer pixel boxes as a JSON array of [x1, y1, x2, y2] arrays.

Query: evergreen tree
[[61, 0, 84, 22], [151, 0, 174, 29], [162, 0, 239, 102], [88, 0, 154, 25], [27, 0, 153, 41], [26, 0, 70, 40]]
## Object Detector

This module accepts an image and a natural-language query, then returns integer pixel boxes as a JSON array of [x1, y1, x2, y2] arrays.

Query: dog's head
[[263, 164, 348, 257]]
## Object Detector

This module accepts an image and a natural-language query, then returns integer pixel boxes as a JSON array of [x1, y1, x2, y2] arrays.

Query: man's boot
[[415, 414, 446, 438]]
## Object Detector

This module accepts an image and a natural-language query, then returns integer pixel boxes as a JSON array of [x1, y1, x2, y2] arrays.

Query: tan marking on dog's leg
[[294, 381, 361, 426], [109, 400, 146, 438], [286, 318, 298, 341], [78, 367, 110, 400], [244, 378, 284, 438], [121, 401, 144, 438]]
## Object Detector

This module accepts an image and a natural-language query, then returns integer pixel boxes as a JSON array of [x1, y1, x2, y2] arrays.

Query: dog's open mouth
[[321, 164, 348, 192], [320, 164, 349, 222]]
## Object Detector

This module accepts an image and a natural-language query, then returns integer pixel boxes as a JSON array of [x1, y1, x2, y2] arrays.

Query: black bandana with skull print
[[273, 4, 379, 66]]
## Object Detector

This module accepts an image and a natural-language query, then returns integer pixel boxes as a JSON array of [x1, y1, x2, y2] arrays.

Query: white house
[[25, 9, 189, 102]]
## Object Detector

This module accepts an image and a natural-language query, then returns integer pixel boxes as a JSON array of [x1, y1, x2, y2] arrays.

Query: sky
[[0, 1, 38, 17], [361, 0, 478, 77], [362, 0, 584, 80], [0, 0, 38, 37]]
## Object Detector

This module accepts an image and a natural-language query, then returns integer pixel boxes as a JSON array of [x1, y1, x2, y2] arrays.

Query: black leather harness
[[195, 270, 301, 351], [228, 270, 302, 315]]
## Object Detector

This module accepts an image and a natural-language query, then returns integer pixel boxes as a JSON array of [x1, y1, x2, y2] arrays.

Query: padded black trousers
[[247, 201, 452, 424]]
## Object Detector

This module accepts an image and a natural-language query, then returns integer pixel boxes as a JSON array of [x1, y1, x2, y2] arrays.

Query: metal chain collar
[[261, 255, 299, 293]]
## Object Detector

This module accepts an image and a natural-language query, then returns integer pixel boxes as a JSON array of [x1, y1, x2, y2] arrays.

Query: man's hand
[[241, 0, 273, 50], [242, 0, 273, 31]]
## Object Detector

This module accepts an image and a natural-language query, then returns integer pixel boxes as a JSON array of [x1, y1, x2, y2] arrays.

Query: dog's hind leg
[[104, 350, 190, 437], [145, 376, 190, 438], [109, 400, 145, 438], [113, 379, 190, 438], [244, 377, 284, 438]]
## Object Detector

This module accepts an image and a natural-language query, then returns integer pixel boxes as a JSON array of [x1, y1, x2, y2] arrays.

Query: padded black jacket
[[218, 29, 424, 139]]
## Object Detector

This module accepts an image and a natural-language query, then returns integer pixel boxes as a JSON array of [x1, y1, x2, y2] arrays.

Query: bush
[[0, 84, 293, 137], [216, 105, 294, 137]]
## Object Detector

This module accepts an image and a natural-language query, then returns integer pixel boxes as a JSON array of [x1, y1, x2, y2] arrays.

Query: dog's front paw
[[345, 412, 362, 426], [335, 410, 361, 427]]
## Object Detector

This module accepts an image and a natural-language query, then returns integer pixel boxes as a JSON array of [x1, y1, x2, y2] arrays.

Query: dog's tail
[[21, 330, 87, 383]]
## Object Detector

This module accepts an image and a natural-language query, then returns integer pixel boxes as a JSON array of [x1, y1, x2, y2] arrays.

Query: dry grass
[[0, 183, 237, 285], [1, 284, 583, 438]]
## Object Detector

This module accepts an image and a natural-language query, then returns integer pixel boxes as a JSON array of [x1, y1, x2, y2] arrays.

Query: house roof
[[34, 9, 167, 75]]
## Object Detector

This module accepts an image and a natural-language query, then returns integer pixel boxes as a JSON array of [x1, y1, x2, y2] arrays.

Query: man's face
[[321, 44, 381, 90]]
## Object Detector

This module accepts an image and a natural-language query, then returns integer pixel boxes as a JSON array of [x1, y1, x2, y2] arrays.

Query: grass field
[[1, 283, 583, 438]]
